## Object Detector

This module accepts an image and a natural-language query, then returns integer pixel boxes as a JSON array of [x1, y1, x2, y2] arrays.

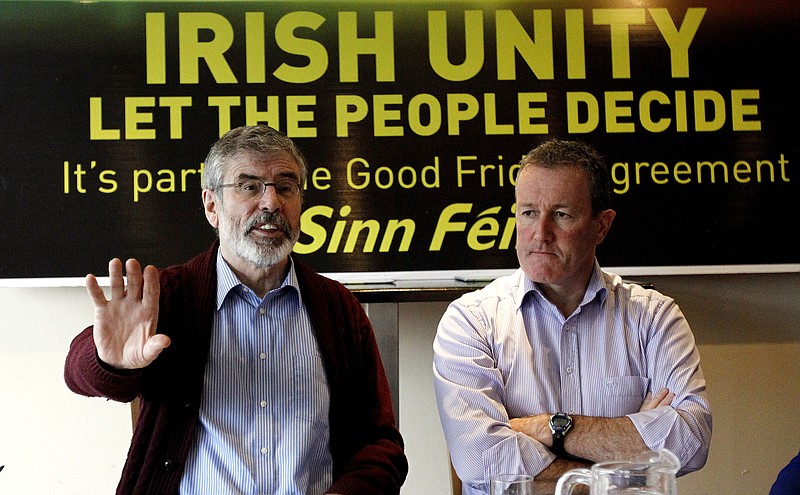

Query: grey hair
[[202, 125, 308, 191]]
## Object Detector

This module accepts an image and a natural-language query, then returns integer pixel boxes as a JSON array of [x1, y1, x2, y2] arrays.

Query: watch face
[[551, 416, 571, 430], [551, 413, 573, 434]]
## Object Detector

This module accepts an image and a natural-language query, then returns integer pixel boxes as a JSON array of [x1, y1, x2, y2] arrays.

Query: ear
[[594, 208, 616, 245], [202, 189, 220, 229]]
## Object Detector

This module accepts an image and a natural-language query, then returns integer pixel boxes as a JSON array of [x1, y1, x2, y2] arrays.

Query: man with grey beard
[[64, 125, 407, 495]]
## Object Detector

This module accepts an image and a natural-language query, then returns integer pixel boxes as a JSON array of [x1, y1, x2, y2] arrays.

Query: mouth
[[249, 222, 285, 238], [246, 211, 289, 236], [240, 209, 299, 245]]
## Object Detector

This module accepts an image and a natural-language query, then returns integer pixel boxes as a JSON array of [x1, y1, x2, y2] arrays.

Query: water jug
[[554, 449, 680, 495]]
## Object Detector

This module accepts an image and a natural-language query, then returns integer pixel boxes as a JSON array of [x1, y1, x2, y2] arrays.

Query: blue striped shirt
[[433, 262, 711, 495], [179, 253, 332, 495]]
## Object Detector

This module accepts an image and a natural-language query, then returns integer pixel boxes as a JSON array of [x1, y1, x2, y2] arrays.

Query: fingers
[[85, 273, 107, 306], [103, 258, 151, 299], [642, 388, 675, 411], [125, 259, 144, 300], [652, 387, 676, 407], [108, 258, 125, 299], [651, 387, 670, 403], [87, 258, 158, 307], [141, 264, 160, 311]]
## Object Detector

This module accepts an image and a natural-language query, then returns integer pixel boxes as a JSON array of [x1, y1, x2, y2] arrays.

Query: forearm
[[564, 415, 650, 462], [532, 458, 593, 495], [510, 414, 650, 464], [534, 458, 592, 482]]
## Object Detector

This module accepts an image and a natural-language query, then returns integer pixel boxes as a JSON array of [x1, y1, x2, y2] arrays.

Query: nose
[[532, 217, 554, 243], [257, 184, 283, 212]]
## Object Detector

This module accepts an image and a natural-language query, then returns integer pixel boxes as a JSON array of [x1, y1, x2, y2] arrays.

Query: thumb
[[142, 334, 171, 363]]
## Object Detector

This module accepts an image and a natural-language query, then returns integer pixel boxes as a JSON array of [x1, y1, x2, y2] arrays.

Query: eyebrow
[[517, 201, 573, 210], [234, 171, 300, 183]]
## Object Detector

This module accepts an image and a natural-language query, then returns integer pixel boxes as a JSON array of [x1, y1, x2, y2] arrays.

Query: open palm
[[86, 258, 171, 369]]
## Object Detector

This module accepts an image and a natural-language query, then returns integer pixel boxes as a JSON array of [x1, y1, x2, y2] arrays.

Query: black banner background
[[0, 1, 797, 280]]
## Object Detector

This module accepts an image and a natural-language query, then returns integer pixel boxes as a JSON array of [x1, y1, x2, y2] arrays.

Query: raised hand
[[85, 258, 171, 369]]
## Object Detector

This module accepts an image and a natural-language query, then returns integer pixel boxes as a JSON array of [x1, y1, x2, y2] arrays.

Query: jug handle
[[554, 468, 592, 495]]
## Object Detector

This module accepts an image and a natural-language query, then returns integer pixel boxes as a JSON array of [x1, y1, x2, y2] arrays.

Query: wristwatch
[[549, 412, 573, 457]]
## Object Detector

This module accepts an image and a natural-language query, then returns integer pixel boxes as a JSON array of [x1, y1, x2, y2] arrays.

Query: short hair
[[518, 138, 611, 214], [202, 125, 308, 191]]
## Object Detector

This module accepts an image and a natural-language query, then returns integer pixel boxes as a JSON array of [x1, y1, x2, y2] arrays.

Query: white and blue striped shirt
[[433, 262, 711, 495], [179, 253, 332, 495]]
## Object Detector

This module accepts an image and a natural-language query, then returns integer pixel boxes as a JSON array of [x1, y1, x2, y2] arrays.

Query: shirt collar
[[215, 251, 302, 309], [517, 259, 608, 310], [583, 260, 609, 306]]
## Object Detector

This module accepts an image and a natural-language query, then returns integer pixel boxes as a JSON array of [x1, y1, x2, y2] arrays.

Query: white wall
[[2, 272, 799, 495], [399, 301, 452, 495], [0, 286, 130, 495]]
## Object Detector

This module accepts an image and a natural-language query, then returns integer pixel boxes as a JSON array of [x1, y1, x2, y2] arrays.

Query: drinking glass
[[489, 473, 535, 495]]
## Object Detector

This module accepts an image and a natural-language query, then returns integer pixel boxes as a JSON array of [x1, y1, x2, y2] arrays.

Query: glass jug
[[555, 449, 680, 495]]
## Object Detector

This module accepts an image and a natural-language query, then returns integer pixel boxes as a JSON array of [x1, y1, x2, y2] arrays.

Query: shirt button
[[259, 307, 266, 315], [259, 352, 267, 359], [260, 400, 267, 408], [260, 447, 268, 455], [565, 366, 573, 374], [163, 459, 176, 471]]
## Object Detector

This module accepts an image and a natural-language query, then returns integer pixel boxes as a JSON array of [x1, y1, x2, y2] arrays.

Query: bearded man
[[64, 125, 407, 495]]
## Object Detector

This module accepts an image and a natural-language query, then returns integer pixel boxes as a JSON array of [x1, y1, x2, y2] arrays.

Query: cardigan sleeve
[[64, 325, 143, 403], [295, 263, 408, 495], [326, 294, 407, 495]]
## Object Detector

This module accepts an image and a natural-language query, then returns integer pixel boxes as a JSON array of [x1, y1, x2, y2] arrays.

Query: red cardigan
[[64, 241, 407, 495]]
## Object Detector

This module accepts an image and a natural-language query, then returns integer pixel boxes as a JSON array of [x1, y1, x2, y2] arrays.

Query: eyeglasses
[[216, 178, 301, 200]]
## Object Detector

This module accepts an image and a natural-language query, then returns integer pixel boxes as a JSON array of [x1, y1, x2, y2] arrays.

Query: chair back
[[451, 458, 462, 495]]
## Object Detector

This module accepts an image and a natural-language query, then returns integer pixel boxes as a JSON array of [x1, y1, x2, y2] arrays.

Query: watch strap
[[550, 412, 572, 458], [551, 430, 567, 456]]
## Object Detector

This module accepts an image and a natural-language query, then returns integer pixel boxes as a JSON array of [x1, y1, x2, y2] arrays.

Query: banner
[[0, 0, 797, 280]]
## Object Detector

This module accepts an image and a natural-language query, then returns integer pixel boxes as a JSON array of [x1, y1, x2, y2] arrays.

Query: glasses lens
[[238, 179, 264, 198], [275, 180, 299, 198], [228, 179, 300, 199]]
